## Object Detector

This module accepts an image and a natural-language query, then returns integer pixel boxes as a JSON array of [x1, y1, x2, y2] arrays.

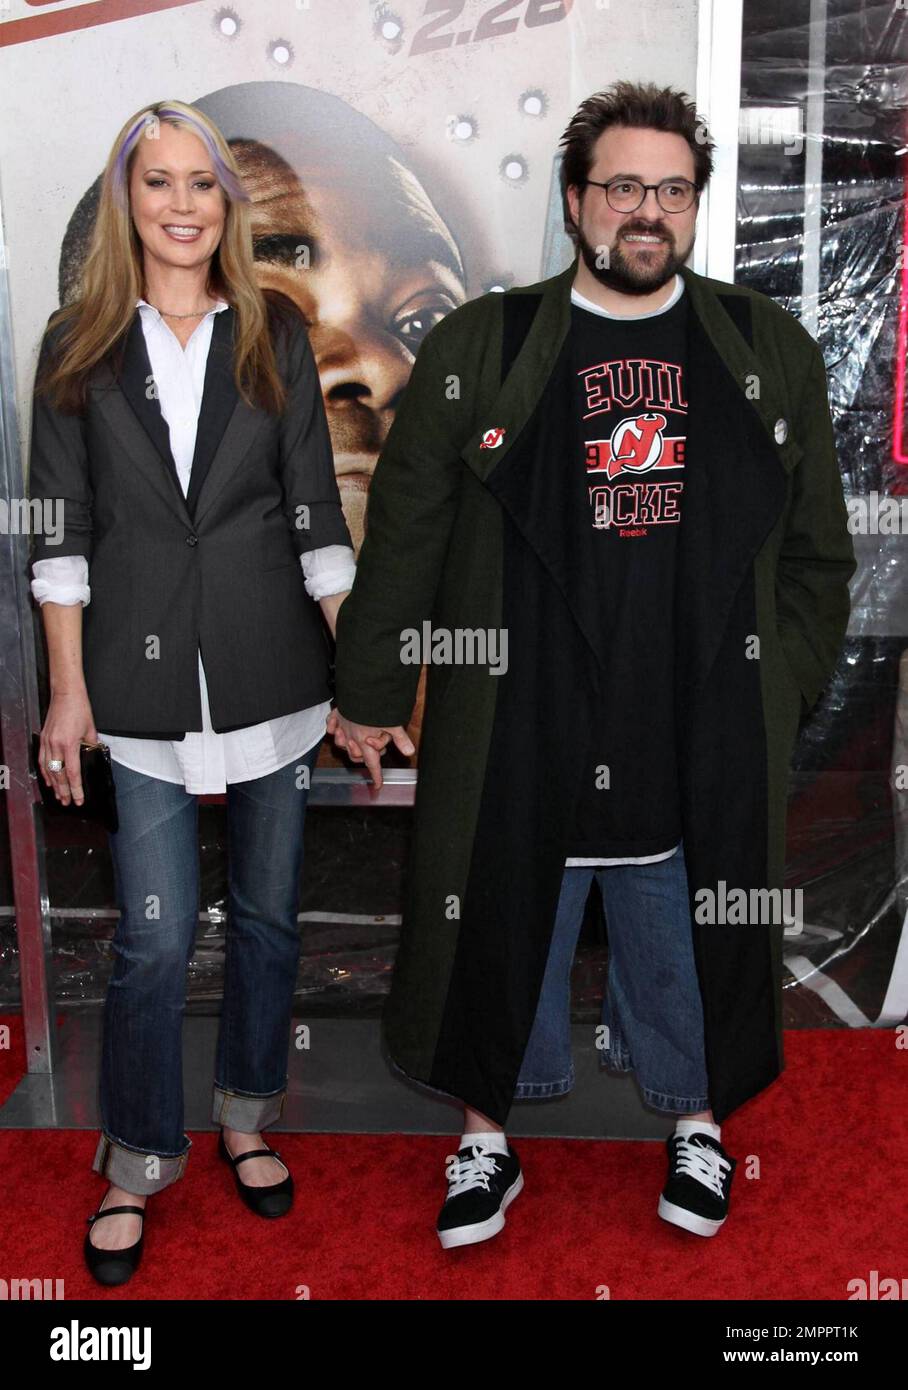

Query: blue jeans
[[514, 842, 710, 1113], [91, 745, 318, 1195]]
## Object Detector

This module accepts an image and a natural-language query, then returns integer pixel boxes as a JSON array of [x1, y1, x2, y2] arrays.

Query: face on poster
[[0, 0, 697, 757]]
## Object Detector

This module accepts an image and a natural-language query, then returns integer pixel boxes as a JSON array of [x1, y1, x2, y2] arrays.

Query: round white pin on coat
[[774, 418, 788, 444]]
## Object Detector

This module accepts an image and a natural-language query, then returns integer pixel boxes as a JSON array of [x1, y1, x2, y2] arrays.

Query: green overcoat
[[334, 257, 856, 1125]]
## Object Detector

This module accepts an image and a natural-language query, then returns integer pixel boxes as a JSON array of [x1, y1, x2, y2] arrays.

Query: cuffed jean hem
[[92, 1131, 191, 1195], [211, 1083, 286, 1132]]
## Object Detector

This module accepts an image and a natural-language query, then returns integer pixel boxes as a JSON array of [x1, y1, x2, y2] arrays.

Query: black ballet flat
[[84, 1202, 145, 1286], [218, 1128, 294, 1218]]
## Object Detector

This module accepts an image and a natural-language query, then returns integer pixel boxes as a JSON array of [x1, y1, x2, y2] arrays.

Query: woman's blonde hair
[[36, 99, 289, 414]]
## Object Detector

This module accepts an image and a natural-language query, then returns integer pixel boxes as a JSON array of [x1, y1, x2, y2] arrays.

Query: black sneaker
[[658, 1129, 736, 1237], [436, 1141, 524, 1249]]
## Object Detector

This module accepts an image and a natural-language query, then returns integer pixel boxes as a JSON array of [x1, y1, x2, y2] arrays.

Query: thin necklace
[[145, 300, 218, 319]]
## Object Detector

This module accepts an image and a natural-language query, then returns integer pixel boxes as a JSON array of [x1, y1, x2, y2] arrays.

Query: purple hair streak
[[111, 103, 249, 206]]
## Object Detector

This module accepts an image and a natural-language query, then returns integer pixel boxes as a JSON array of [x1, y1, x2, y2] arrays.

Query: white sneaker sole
[[658, 1194, 726, 1237], [437, 1171, 525, 1249]]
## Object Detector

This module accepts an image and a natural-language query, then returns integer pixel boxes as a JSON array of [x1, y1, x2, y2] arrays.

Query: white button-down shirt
[[31, 297, 356, 793]]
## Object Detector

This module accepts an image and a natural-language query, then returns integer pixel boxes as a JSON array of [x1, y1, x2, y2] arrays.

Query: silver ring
[[47, 758, 64, 773]]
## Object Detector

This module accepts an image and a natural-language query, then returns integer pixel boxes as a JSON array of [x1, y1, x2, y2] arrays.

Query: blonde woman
[[28, 100, 356, 1286]]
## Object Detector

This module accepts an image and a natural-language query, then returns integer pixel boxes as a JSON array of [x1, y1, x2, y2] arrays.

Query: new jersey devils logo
[[480, 426, 506, 449], [607, 413, 667, 478]]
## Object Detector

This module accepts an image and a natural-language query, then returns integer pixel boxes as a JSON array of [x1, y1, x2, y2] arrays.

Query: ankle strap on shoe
[[87, 1205, 145, 1224], [227, 1147, 281, 1166]]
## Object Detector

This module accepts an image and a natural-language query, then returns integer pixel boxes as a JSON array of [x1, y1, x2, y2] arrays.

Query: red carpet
[[0, 1022, 904, 1300]]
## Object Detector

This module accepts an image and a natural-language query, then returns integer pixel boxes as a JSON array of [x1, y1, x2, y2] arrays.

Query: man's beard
[[578, 218, 693, 296]]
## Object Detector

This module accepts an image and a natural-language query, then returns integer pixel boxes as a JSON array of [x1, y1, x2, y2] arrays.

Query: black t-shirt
[[565, 284, 688, 858]]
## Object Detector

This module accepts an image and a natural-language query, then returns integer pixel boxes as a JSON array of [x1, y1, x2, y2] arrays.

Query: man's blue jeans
[[514, 842, 711, 1113], [91, 745, 318, 1196]]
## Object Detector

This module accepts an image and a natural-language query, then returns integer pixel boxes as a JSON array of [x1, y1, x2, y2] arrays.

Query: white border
[[695, 0, 744, 282]]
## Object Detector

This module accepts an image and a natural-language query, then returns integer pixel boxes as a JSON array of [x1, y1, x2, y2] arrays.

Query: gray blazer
[[27, 295, 352, 738]]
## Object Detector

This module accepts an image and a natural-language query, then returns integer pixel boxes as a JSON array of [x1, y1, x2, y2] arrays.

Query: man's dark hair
[[558, 80, 715, 244]]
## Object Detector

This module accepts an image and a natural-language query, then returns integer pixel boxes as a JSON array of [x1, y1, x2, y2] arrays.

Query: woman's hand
[[39, 691, 99, 806], [326, 709, 414, 790]]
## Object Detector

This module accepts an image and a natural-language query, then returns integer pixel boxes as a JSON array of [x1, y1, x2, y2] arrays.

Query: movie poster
[[0, 0, 697, 763]]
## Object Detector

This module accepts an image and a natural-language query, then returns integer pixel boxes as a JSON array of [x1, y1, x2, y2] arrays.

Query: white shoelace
[[673, 1135, 731, 1197], [444, 1143, 501, 1199]]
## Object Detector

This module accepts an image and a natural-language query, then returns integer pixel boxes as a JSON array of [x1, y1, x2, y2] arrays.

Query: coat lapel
[[185, 306, 239, 517], [459, 258, 798, 688], [459, 262, 804, 478], [94, 305, 264, 527], [116, 310, 191, 523], [189, 308, 270, 525], [674, 297, 787, 695]]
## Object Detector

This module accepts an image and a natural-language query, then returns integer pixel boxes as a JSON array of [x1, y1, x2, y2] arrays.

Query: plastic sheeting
[[736, 0, 908, 1027], [0, 798, 614, 1017], [0, 803, 410, 1015]]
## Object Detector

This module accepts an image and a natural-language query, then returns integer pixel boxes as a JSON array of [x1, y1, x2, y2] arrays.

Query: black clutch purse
[[31, 732, 119, 833]]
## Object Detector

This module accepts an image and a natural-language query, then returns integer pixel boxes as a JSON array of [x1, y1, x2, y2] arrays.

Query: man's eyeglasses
[[583, 177, 698, 214]]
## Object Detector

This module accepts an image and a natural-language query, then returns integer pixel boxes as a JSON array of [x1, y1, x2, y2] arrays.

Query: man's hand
[[327, 709, 415, 790]]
